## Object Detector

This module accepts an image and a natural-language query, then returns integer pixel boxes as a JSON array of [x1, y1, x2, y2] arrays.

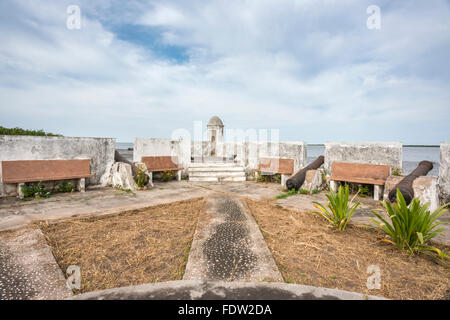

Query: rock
[[108, 162, 137, 191]]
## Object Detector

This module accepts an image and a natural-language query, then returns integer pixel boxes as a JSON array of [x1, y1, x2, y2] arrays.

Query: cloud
[[0, 0, 449, 144]]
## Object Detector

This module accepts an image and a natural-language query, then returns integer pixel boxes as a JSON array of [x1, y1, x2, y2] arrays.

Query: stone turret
[[207, 116, 224, 143], [207, 116, 224, 157]]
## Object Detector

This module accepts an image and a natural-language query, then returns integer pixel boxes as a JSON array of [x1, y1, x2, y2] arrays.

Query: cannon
[[388, 160, 433, 205], [286, 156, 325, 191]]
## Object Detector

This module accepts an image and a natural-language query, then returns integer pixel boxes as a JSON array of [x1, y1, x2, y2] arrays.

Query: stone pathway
[[0, 229, 72, 300], [183, 194, 282, 282]]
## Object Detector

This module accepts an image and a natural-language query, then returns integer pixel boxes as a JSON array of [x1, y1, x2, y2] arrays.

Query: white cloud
[[0, 0, 449, 144]]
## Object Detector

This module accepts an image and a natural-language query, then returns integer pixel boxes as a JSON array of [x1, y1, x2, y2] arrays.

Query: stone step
[[189, 176, 247, 182], [189, 171, 246, 177], [189, 163, 242, 168], [188, 167, 245, 172]]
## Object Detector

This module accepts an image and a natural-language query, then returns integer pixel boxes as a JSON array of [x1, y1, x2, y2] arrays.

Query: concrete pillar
[[177, 170, 182, 181], [17, 183, 24, 197], [77, 178, 86, 193], [374, 185, 383, 201], [147, 172, 154, 187], [254, 171, 259, 181], [329, 180, 338, 193], [281, 174, 289, 188]]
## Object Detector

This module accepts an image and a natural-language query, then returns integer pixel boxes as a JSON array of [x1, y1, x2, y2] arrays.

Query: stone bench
[[1, 159, 94, 195], [141, 156, 183, 186], [253, 158, 294, 187], [326, 162, 390, 200]]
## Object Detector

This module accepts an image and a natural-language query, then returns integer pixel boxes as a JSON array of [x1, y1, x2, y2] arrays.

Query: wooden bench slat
[[255, 158, 294, 175], [4, 174, 95, 184], [141, 156, 183, 172], [1, 159, 93, 184], [328, 162, 390, 185], [326, 176, 386, 185]]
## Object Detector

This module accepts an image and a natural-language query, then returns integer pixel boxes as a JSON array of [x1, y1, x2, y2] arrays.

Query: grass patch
[[40, 198, 203, 294], [246, 199, 450, 300], [276, 188, 321, 199]]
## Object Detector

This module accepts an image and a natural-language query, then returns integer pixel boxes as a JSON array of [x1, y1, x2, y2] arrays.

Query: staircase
[[188, 162, 247, 182]]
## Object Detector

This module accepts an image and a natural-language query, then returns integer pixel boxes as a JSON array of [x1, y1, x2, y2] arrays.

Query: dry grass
[[40, 198, 204, 294], [246, 199, 450, 300]]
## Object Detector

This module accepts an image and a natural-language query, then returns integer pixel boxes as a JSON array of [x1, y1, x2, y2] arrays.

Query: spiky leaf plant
[[311, 184, 360, 231], [371, 188, 449, 261]]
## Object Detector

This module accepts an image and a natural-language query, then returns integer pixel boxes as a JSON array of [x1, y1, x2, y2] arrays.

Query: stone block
[[301, 169, 323, 191], [324, 142, 402, 174], [439, 142, 450, 205], [383, 175, 440, 212]]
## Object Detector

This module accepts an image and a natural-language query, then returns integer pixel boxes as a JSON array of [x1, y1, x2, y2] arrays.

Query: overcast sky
[[0, 0, 449, 144]]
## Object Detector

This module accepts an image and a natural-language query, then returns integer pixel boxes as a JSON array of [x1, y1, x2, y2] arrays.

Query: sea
[[116, 142, 441, 176]]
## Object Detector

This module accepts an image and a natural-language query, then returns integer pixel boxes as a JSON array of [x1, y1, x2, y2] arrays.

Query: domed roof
[[207, 116, 224, 127]]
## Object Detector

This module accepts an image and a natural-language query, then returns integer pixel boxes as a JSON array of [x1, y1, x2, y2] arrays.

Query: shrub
[[298, 189, 309, 195], [135, 168, 147, 188], [358, 185, 370, 198], [19, 182, 52, 200], [257, 173, 281, 184], [0, 126, 61, 136], [160, 170, 175, 182], [311, 184, 360, 231], [391, 168, 402, 176], [371, 188, 449, 260], [56, 181, 76, 193]]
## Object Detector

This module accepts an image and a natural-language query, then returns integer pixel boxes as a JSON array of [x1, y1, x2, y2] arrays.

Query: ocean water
[[116, 142, 441, 176]]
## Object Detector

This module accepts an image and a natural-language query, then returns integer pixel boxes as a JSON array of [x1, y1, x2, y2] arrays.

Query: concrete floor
[[0, 180, 448, 300], [183, 194, 282, 282], [1, 180, 448, 241]]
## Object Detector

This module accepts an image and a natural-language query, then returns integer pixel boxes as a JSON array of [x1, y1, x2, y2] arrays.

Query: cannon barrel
[[286, 156, 324, 191], [388, 160, 433, 205]]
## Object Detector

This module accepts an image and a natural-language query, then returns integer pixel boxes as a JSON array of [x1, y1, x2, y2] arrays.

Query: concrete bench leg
[[177, 170, 182, 181], [281, 174, 289, 188], [255, 171, 259, 181], [17, 184, 24, 197], [329, 180, 338, 193], [147, 172, 154, 187], [374, 185, 384, 201], [77, 178, 86, 193]]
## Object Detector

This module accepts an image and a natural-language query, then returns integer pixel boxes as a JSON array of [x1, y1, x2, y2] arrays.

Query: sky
[[0, 0, 449, 144]]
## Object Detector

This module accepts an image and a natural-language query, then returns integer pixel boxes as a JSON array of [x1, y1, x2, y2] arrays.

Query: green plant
[[56, 181, 76, 193], [311, 188, 319, 195], [392, 168, 402, 176], [298, 189, 309, 195], [135, 168, 147, 188], [311, 184, 360, 231], [358, 185, 370, 198], [0, 126, 61, 136], [370, 188, 449, 260], [160, 170, 175, 182], [19, 182, 52, 200], [320, 168, 329, 191], [276, 188, 297, 199], [114, 185, 133, 194], [257, 173, 281, 184]]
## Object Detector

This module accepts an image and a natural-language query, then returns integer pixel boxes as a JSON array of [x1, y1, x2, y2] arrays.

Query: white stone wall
[[439, 142, 450, 204], [245, 141, 307, 173], [134, 138, 191, 172], [0, 135, 115, 196], [324, 142, 402, 175]]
